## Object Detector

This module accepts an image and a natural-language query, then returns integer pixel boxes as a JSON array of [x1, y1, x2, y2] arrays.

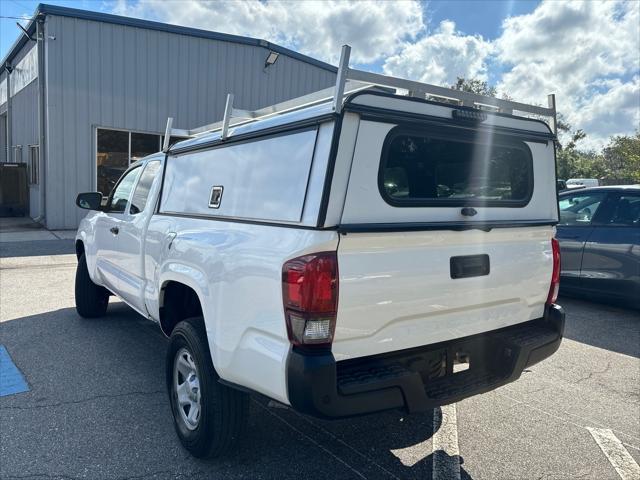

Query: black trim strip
[[337, 220, 557, 233], [299, 127, 322, 222], [150, 215, 556, 233], [552, 139, 561, 221], [168, 114, 336, 156], [154, 211, 337, 231], [317, 114, 345, 227], [156, 153, 170, 214]]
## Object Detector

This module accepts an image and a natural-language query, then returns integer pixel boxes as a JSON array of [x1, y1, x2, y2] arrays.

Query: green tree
[[450, 77, 497, 97], [555, 115, 590, 180], [602, 132, 640, 182]]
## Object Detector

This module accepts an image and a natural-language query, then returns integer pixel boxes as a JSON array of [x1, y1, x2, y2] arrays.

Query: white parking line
[[432, 404, 461, 480], [588, 427, 640, 480], [497, 391, 640, 448]]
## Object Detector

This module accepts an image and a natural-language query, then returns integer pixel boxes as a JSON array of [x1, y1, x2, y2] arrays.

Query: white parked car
[[566, 178, 600, 189], [75, 47, 564, 458]]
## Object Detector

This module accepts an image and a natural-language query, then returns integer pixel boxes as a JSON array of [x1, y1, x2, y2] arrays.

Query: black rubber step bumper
[[286, 304, 565, 419]]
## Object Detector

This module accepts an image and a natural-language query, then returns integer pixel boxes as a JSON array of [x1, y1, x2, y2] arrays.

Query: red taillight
[[282, 252, 338, 347], [546, 238, 561, 305]]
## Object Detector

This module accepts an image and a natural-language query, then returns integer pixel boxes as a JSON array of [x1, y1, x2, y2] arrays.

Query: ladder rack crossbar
[[347, 67, 554, 118], [163, 44, 556, 150]]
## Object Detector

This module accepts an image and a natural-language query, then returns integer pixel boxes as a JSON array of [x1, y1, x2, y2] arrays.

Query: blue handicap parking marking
[[0, 345, 29, 397]]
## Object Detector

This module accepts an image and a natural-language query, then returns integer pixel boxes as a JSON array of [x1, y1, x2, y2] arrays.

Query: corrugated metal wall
[[0, 114, 7, 163], [10, 79, 40, 217], [44, 15, 336, 229], [0, 43, 41, 217], [0, 71, 6, 110], [0, 70, 6, 163]]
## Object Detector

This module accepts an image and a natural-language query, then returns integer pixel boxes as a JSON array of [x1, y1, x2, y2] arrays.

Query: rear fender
[[158, 264, 210, 322]]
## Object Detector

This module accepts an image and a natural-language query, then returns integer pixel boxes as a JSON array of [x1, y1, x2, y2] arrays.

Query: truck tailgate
[[332, 226, 554, 360]]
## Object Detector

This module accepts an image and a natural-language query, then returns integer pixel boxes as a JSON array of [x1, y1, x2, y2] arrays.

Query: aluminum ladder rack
[[163, 44, 557, 152]]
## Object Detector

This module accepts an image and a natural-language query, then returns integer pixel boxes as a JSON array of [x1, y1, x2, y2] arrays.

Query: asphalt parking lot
[[1, 239, 639, 480]]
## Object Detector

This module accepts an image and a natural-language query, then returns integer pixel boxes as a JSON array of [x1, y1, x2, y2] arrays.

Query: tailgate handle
[[450, 254, 490, 279]]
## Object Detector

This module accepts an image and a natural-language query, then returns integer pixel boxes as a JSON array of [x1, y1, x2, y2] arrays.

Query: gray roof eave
[[2, 3, 337, 74]]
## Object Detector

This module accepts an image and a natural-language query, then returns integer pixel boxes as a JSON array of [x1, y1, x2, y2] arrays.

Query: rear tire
[[167, 317, 249, 458], [75, 253, 109, 318]]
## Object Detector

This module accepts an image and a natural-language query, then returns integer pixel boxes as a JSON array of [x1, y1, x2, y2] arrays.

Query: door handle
[[166, 232, 177, 250], [110, 227, 119, 235]]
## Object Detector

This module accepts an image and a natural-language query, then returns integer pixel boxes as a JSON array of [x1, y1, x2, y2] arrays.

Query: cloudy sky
[[1, 0, 638, 150]]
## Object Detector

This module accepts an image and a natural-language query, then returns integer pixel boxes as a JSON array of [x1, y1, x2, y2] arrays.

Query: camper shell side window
[[378, 127, 534, 208], [159, 127, 319, 224]]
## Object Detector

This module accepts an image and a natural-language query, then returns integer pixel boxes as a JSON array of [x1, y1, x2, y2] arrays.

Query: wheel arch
[[159, 279, 207, 337]]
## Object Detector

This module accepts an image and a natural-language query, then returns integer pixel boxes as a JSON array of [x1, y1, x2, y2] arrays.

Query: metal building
[[0, 4, 337, 229]]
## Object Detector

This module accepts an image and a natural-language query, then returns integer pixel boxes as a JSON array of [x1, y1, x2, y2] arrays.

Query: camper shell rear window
[[379, 127, 534, 208]]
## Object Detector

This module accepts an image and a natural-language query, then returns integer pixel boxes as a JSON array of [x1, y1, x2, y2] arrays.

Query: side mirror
[[76, 192, 104, 210]]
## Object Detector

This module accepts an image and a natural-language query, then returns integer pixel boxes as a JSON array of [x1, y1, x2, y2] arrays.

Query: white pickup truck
[[75, 50, 564, 458]]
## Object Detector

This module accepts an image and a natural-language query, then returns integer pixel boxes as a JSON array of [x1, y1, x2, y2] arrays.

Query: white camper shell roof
[[164, 45, 557, 154]]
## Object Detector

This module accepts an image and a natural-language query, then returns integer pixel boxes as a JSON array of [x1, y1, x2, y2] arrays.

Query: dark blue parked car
[[557, 186, 640, 307]]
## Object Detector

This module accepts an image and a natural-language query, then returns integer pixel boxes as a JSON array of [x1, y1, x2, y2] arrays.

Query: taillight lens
[[546, 238, 561, 305], [282, 252, 338, 347]]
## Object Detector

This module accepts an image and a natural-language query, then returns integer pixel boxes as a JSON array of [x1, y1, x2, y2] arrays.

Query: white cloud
[[382, 20, 493, 86], [495, 0, 640, 148], [574, 77, 640, 150], [112, 0, 425, 65], [110, 0, 639, 150]]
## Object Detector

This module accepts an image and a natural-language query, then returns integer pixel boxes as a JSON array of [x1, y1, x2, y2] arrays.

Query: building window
[[97, 128, 188, 196], [0, 113, 7, 163], [28, 144, 39, 185], [0, 79, 7, 106], [131, 132, 160, 162], [11, 46, 38, 96], [97, 129, 130, 196]]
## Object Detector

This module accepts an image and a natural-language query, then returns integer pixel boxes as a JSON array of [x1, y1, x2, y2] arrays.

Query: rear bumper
[[286, 304, 565, 419]]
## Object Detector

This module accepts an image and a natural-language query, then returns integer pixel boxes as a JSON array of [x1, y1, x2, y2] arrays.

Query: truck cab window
[[130, 161, 161, 215], [107, 167, 140, 213]]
